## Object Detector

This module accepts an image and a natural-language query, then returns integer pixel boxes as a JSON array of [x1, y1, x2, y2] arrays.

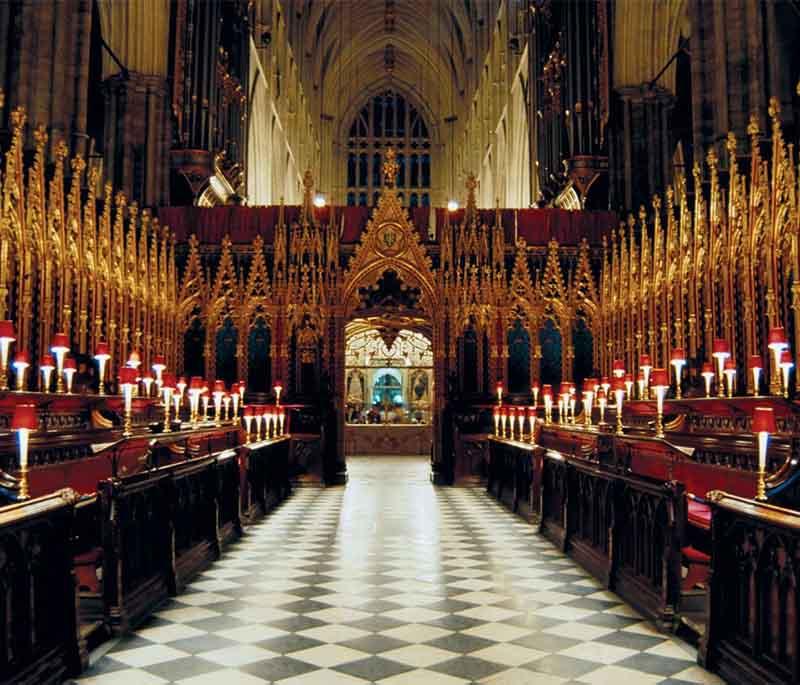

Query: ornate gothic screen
[[346, 91, 431, 208]]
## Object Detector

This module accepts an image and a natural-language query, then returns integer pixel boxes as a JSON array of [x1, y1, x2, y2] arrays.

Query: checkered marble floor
[[71, 456, 724, 685]]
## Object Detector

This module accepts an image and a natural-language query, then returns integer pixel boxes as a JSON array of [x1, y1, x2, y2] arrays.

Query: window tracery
[[346, 91, 431, 207]]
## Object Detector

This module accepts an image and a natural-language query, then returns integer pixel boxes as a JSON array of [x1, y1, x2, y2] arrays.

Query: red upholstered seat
[[682, 545, 711, 563], [681, 544, 711, 590], [74, 548, 103, 593], [686, 498, 712, 530]]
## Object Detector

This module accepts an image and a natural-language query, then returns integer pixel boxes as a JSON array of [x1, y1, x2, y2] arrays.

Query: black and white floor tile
[[71, 456, 724, 684]]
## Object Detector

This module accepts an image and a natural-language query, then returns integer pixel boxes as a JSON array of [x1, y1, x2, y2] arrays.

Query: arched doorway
[[338, 149, 442, 475], [343, 322, 433, 456]]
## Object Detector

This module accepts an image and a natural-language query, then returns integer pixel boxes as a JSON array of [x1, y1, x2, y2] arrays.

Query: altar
[[344, 423, 432, 456]]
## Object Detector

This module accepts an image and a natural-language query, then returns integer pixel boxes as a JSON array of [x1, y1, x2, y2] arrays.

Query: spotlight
[[314, 193, 326, 208], [447, 199, 459, 212]]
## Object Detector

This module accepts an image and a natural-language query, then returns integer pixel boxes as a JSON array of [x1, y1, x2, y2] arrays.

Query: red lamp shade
[[712, 338, 730, 356], [13, 350, 30, 366], [585, 378, 598, 390], [636, 371, 645, 382], [94, 341, 110, 359], [231, 382, 240, 394], [651, 368, 669, 387], [152, 354, 166, 369], [532, 382, 540, 391], [189, 376, 204, 391], [753, 406, 777, 434], [559, 382, 569, 396], [118, 367, 137, 385], [701, 362, 714, 375], [177, 376, 187, 387], [542, 384, 553, 398], [768, 327, 788, 349], [624, 372, 633, 383], [724, 358, 737, 371], [0, 320, 16, 341], [244, 405, 254, 418], [613, 359, 625, 371], [12, 403, 37, 431], [213, 380, 226, 394], [568, 383, 576, 394], [780, 350, 794, 367], [161, 372, 177, 390], [201, 391, 209, 401], [748, 355, 763, 370], [508, 407, 516, 416], [141, 371, 154, 382], [596, 388, 607, 401], [671, 348, 686, 363], [40, 353, 55, 370], [612, 377, 625, 392], [51, 332, 69, 353], [64, 357, 77, 371], [639, 354, 652, 368]]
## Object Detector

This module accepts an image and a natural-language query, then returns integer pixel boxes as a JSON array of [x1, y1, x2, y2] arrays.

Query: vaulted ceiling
[[282, 0, 497, 137]]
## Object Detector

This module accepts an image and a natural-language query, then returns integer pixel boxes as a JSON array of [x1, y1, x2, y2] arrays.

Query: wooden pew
[[700, 492, 800, 685], [486, 436, 544, 523], [537, 449, 685, 630], [239, 436, 291, 521], [0, 490, 82, 685]]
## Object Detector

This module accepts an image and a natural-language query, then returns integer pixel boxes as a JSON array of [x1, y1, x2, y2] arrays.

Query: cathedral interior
[[1, 1, 800, 684]]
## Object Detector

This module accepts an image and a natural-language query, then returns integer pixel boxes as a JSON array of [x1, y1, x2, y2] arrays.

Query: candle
[[651, 368, 669, 438], [752, 406, 776, 501], [12, 351, 29, 391], [94, 341, 111, 395], [748, 355, 763, 395], [63, 357, 77, 393], [670, 348, 686, 400], [0, 320, 16, 391], [40, 353, 55, 392], [701, 362, 715, 398], [213, 380, 226, 425], [50, 332, 70, 393], [12, 403, 37, 499]]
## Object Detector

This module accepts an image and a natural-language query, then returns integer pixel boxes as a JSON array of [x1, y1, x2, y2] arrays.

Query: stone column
[[104, 72, 171, 207], [614, 85, 676, 212]]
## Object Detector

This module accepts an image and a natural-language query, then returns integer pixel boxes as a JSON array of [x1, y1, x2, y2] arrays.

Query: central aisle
[[75, 456, 721, 685]]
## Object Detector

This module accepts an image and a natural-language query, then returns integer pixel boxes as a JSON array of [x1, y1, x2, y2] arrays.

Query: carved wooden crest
[[343, 148, 437, 317]]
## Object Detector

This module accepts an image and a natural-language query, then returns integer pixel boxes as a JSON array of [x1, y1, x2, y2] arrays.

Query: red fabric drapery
[[158, 206, 617, 246]]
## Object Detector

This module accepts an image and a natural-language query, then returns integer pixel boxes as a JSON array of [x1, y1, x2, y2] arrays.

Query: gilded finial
[[10, 106, 26, 131], [382, 148, 398, 187], [707, 146, 719, 169], [303, 169, 314, 195], [71, 154, 86, 175], [33, 124, 47, 148], [54, 139, 68, 162], [747, 114, 760, 139], [767, 96, 780, 121]]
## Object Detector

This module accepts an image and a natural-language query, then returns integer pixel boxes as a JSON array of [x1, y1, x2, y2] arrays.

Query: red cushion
[[687, 499, 712, 530], [682, 545, 711, 563], [74, 548, 103, 593]]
